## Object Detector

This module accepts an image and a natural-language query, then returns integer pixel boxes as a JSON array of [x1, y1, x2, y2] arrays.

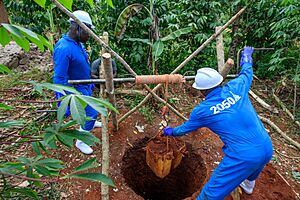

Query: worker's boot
[[93, 120, 102, 128], [240, 179, 255, 194], [76, 127, 93, 155]]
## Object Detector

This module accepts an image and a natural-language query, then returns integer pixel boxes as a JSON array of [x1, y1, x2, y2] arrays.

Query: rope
[[135, 74, 185, 85]]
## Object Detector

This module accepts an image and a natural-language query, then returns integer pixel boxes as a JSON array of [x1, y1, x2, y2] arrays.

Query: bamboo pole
[[103, 53, 118, 131], [119, 7, 246, 123], [100, 33, 109, 200]]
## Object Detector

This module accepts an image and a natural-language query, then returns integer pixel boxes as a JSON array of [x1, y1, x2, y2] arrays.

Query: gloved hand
[[163, 127, 173, 136], [240, 46, 254, 66]]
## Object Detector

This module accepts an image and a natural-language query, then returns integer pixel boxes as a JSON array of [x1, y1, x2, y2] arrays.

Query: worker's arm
[[164, 106, 205, 137], [236, 47, 254, 92], [53, 46, 71, 98]]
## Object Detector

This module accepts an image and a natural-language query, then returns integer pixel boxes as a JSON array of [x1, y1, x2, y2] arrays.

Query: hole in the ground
[[122, 137, 207, 200]]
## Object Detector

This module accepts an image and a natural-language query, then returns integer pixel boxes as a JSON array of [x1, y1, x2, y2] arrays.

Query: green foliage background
[[3, 0, 300, 82]]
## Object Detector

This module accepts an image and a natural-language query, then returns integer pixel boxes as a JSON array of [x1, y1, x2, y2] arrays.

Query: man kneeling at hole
[[163, 47, 273, 199]]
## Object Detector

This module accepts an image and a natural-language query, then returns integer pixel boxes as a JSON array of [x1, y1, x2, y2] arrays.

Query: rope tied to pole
[[135, 74, 185, 85]]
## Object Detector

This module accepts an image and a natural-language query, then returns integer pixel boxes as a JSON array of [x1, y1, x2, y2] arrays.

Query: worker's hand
[[163, 127, 173, 136], [240, 46, 254, 66]]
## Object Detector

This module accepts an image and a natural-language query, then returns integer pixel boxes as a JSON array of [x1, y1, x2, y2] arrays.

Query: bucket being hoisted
[[146, 135, 186, 178]]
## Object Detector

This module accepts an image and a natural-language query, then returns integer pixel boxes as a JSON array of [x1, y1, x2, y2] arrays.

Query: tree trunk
[[0, 0, 9, 23]]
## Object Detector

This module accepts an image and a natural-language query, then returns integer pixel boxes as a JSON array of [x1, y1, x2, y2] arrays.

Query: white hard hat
[[192, 68, 223, 90], [69, 10, 95, 29]]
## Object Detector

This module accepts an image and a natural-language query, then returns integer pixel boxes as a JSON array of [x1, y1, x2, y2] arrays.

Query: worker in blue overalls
[[53, 10, 101, 155], [164, 47, 273, 199]]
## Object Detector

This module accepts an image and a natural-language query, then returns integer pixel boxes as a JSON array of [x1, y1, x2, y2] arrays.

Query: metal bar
[[68, 74, 238, 85]]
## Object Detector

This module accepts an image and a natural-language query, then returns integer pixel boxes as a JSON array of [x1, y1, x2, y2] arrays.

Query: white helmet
[[69, 10, 95, 29], [192, 68, 223, 90]]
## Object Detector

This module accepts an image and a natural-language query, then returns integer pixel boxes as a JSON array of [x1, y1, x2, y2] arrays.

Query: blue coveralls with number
[[173, 62, 273, 200], [53, 34, 97, 131]]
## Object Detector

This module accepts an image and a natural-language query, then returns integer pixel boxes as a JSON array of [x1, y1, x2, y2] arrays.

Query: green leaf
[[70, 96, 86, 126], [114, 4, 144, 42], [13, 25, 44, 51], [41, 83, 80, 95], [0, 26, 11, 47], [74, 158, 99, 172], [33, 0, 46, 8], [153, 40, 164, 62], [161, 27, 193, 42], [86, 0, 94, 8], [7, 188, 39, 200], [38, 34, 53, 52], [17, 157, 32, 165], [124, 38, 152, 45], [2, 24, 23, 38], [43, 131, 56, 145], [0, 64, 12, 74], [57, 95, 72, 123], [32, 142, 41, 156], [35, 158, 64, 169], [0, 103, 12, 110], [76, 95, 118, 115], [66, 173, 114, 186], [64, 130, 100, 145], [35, 166, 51, 176], [57, 134, 73, 148], [0, 120, 24, 128], [11, 34, 30, 52], [60, 120, 78, 130], [58, 0, 73, 11], [105, 0, 114, 8]]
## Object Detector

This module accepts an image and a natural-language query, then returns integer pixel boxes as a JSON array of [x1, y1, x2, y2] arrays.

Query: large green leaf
[[74, 158, 99, 172], [70, 96, 86, 126], [7, 188, 39, 200], [153, 40, 164, 62], [58, 0, 73, 11], [57, 95, 72, 123], [114, 4, 144, 42], [76, 95, 118, 115], [0, 64, 12, 74], [161, 27, 193, 42], [2, 24, 23, 38], [13, 25, 44, 51], [0, 26, 10, 47], [38, 34, 53, 52], [57, 134, 74, 148], [64, 130, 100, 145], [0, 120, 24, 128], [11, 34, 30, 52], [66, 173, 114, 186], [33, 0, 46, 8], [35, 158, 64, 169], [41, 83, 80, 95]]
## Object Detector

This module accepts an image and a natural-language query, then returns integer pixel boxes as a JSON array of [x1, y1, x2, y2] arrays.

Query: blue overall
[[173, 63, 273, 199], [53, 34, 97, 131]]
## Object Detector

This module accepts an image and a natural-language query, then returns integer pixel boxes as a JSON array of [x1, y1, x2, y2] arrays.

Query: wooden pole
[[100, 32, 109, 200], [103, 53, 118, 131], [216, 26, 225, 72], [219, 58, 234, 78]]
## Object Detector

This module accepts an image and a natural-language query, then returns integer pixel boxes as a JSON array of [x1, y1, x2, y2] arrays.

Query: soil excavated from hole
[[122, 137, 207, 200]]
